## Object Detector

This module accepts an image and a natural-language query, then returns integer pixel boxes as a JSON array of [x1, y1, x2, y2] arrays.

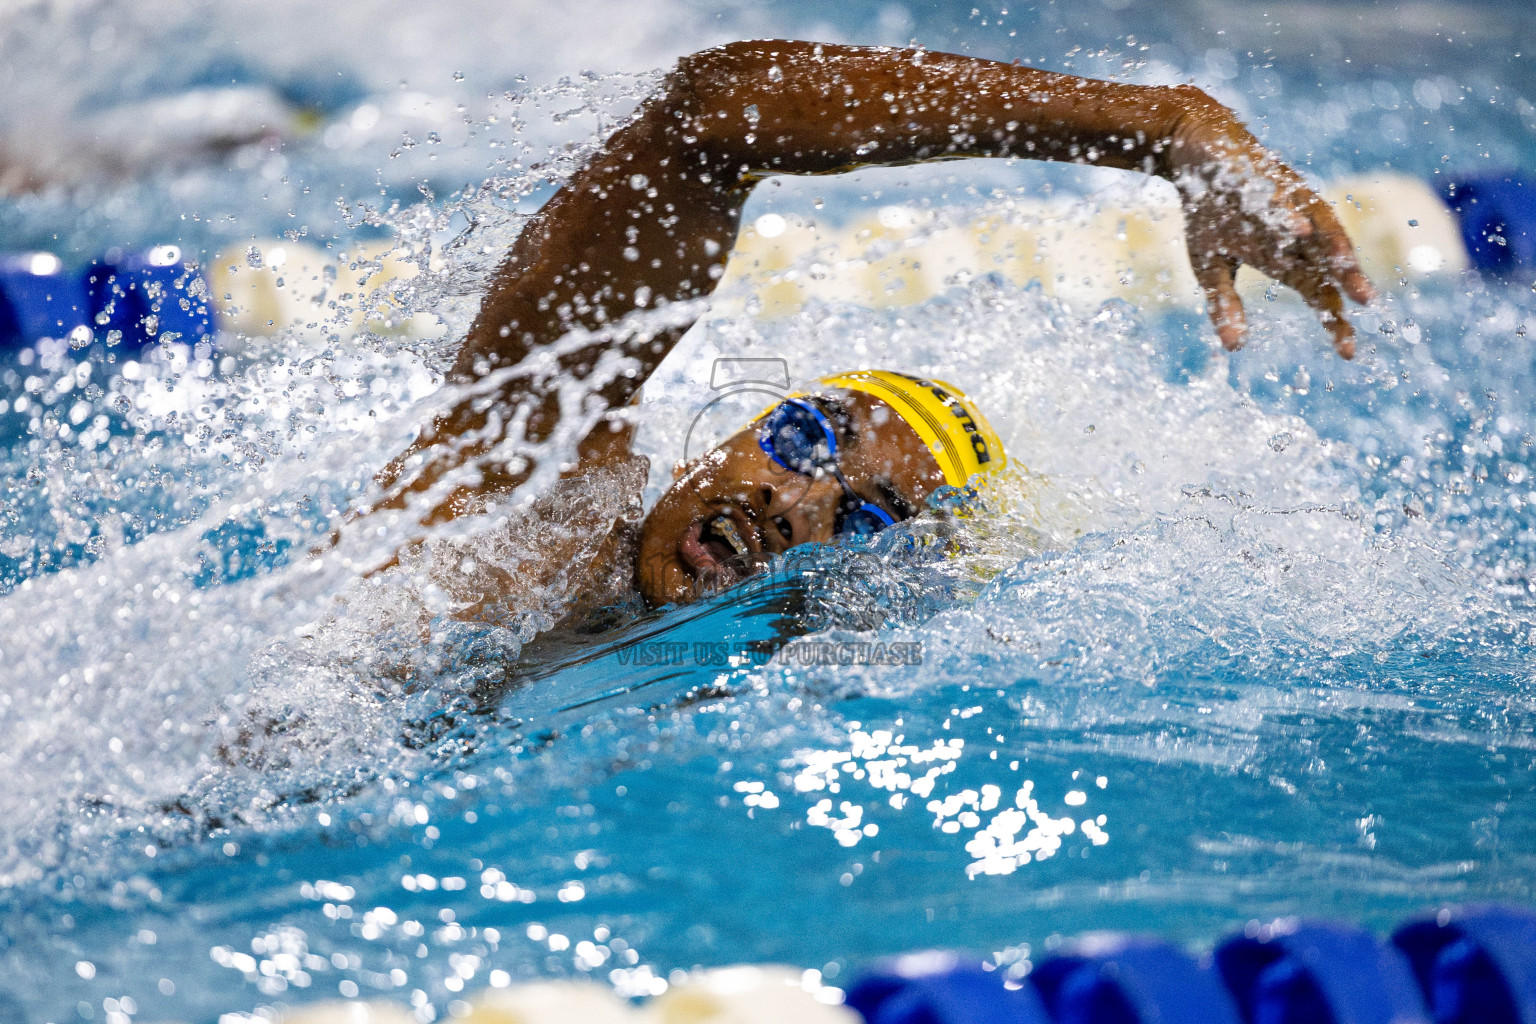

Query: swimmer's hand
[[1166, 93, 1375, 358]]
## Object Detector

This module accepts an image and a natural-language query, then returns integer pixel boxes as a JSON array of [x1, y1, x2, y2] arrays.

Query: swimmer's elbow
[[1167, 83, 1216, 105], [656, 41, 788, 165], [1160, 84, 1234, 127], [669, 40, 776, 83]]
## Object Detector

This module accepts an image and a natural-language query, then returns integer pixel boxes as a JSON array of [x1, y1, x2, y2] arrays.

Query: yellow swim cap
[[815, 369, 1007, 488]]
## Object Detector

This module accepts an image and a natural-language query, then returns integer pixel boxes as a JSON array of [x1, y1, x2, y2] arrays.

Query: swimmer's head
[[636, 371, 1005, 606]]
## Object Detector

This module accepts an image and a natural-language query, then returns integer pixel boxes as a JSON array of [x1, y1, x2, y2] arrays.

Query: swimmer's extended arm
[[376, 39, 1371, 524]]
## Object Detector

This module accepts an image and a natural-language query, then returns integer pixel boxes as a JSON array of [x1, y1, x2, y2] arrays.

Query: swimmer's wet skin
[[359, 39, 1373, 610]]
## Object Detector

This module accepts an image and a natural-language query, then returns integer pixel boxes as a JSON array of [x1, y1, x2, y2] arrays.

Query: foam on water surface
[[6, 259, 1533, 1020], [1, 3, 1535, 1022]]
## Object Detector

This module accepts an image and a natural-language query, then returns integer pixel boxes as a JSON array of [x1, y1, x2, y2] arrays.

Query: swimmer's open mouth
[[679, 510, 761, 585]]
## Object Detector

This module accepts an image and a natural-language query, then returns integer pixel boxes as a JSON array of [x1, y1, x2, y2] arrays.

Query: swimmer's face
[[636, 391, 946, 606]]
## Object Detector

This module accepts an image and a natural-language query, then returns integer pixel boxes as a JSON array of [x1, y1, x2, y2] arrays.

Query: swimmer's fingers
[[1181, 136, 1371, 358], [1193, 256, 1247, 351], [1267, 242, 1357, 358], [1316, 281, 1355, 359], [1243, 177, 1371, 358], [1292, 269, 1355, 359], [1294, 185, 1375, 305], [1278, 200, 1367, 358]]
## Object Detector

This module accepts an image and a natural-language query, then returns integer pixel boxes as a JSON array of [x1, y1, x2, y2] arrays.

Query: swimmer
[[362, 39, 1373, 610]]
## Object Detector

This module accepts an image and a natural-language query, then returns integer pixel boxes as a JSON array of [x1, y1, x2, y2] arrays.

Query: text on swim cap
[[918, 379, 992, 466]]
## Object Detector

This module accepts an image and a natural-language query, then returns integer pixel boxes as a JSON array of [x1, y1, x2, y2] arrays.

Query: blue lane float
[[1441, 175, 1536, 275], [1217, 921, 1429, 1024], [0, 252, 90, 348], [0, 245, 213, 350], [0, 171, 1531, 354], [1030, 939, 1242, 1024], [847, 951, 1052, 1024], [84, 245, 215, 348], [844, 905, 1536, 1024], [1394, 906, 1536, 1024]]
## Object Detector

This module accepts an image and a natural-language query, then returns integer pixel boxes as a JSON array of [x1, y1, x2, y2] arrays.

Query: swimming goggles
[[757, 397, 899, 537]]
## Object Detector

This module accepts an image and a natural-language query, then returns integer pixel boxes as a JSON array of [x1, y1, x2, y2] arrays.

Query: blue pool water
[[2, 1, 1535, 1022]]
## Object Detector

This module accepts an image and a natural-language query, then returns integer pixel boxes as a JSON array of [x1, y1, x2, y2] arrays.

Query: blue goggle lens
[[836, 503, 898, 537], [758, 398, 836, 474], [758, 397, 898, 538]]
